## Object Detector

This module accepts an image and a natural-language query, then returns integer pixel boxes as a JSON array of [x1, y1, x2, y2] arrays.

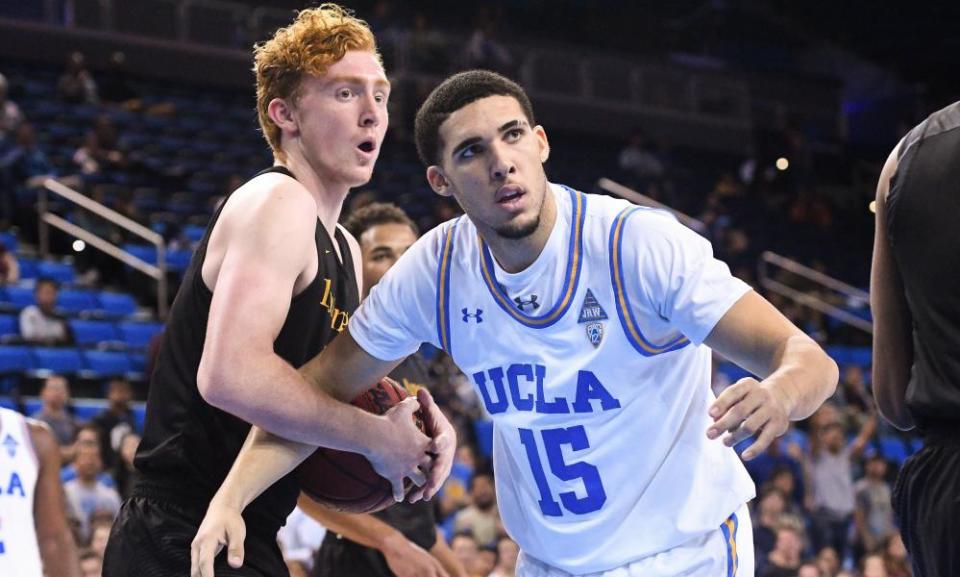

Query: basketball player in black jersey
[[871, 101, 960, 577], [302, 203, 466, 577], [103, 6, 453, 577]]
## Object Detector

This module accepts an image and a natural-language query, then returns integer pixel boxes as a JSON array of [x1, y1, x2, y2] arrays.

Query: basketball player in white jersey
[[0, 406, 80, 576], [191, 71, 838, 577]]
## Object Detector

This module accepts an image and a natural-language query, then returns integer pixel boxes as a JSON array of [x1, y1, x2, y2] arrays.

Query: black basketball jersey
[[133, 166, 359, 534], [887, 101, 960, 431], [314, 353, 438, 577]]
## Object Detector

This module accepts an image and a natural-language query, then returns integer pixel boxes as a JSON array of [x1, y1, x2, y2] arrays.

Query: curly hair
[[253, 4, 379, 161], [343, 202, 419, 239]]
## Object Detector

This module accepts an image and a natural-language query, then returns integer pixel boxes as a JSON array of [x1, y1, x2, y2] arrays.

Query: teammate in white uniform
[[191, 71, 838, 577], [0, 406, 79, 577]]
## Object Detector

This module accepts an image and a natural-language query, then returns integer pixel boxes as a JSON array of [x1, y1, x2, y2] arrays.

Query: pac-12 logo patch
[[586, 322, 604, 347], [579, 289, 607, 347], [2, 434, 17, 458]]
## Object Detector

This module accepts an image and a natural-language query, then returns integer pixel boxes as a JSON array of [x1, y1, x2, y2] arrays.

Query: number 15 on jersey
[[519, 425, 607, 517]]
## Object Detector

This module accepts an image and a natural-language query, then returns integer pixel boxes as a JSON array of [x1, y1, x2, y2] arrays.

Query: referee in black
[[871, 100, 960, 577]]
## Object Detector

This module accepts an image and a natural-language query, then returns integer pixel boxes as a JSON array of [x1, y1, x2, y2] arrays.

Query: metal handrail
[[758, 251, 872, 334], [596, 177, 708, 235], [39, 178, 169, 318]]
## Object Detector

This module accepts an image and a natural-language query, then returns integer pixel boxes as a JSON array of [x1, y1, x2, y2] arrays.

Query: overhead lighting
[[776, 157, 789, 171], [72, 240, 86, 252]]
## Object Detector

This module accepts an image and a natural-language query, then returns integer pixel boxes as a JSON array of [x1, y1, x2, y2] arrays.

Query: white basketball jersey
[[0, 407, 43, 577], [350, 184, 756, 574]]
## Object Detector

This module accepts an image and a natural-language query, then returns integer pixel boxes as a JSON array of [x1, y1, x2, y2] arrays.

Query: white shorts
[[516, 502, 754, 577]]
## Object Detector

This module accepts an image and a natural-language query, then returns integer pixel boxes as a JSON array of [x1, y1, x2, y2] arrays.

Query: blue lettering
[[507, 364, 535, 411], [535, 364, 570, 414], [6, 472, 25, 497], [473, 368, 508, 414], [572, 371, 622, 413]]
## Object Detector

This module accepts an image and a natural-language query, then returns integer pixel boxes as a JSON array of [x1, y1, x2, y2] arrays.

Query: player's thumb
[[396, 396, 422, 418], [226, 519, 247, 568]]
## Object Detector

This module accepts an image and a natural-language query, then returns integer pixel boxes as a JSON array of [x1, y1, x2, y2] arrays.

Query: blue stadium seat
[[69, 320, 119, 346], [37, 261, 75, 284], [31, 347, 83, 374], [0, 346, 34, 373], [18, 258, 39, 280], [0, 315, 17, 338], [879, 436, 910, 466], [3, 286, 35, 309], [97, 293, 137, 318], [83, 351, 133, 376], [0, 232, 18, 252], [119, 322, 164, 349], [57, 290, 99, 315], [128, 353, 147, 373]]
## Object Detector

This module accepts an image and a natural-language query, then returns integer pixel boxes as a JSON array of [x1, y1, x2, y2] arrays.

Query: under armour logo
[[514, 295, 540, 312], [462, 308, 484, 323]]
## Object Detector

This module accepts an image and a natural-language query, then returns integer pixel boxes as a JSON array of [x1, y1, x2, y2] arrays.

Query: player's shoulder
[[417, 214, 473, 258], [578, 188, 686, 238], [226, 169, 317, 226]]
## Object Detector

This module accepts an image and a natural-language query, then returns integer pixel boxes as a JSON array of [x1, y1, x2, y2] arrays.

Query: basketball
[[297, 377, 426, 513]]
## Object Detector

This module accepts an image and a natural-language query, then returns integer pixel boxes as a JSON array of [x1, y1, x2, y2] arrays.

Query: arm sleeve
[[622, 210, 751, 345], [348, 225, 446, 360]]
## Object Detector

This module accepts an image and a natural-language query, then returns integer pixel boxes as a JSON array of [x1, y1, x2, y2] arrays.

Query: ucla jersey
[[350, 184, 756, 574], [0, 407, 43, 577]]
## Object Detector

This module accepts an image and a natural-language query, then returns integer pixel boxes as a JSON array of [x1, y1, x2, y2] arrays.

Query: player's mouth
[[356, 138, 377, 159], [496, 184, 526, 210]]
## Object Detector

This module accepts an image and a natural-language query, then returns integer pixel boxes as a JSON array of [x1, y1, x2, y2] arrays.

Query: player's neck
[[482, 187, 558, 274], [275, 153, 347, 239]]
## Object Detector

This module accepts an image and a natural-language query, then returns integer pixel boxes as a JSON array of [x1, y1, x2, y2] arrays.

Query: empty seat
[[0, 346, 34, 373], [0, 315, 18, 338], [37, 261, 75, 284], [3, 286, 35, 309], [83, 350, 133, 376], [57, 290, 99, 315], [97, 293, 137, 318], [69, 320, 119, 346], [31, 347, 83, 374], [119, 322, 164, 349]]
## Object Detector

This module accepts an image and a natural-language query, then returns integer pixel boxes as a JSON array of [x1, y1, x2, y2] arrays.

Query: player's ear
[[426, 166, 452, 197], [268, 97, 299, 137], [535, 125, 550, 164]]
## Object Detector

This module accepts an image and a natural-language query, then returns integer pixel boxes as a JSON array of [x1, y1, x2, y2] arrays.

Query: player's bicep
[[199, 199, 315, 390], [704, 290, 808, 379], [300, 329, 403, 402]]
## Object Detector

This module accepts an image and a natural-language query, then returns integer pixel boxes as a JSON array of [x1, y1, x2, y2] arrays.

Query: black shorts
[[311, 535, 392, 577], [892, 432, 960, 577], [103, 496, 288, 577]]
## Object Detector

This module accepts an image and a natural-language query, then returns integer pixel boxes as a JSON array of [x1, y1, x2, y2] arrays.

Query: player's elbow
[[197, 354, 239, 410], [822, 353, 840, 401], [872, 377, 915, 431]]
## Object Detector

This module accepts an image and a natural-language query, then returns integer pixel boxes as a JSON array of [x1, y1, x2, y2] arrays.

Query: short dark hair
[[34, 277, 59, 292], [343, 202, 419, 239], [414, 70, 535, 167]]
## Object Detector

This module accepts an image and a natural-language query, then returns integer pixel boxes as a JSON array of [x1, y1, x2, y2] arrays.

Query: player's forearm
[[213, 427, 317, 511], [199, 352, 384, 451], [39, 529, 80, 577], [297, 493, 401, 551], [765, 334, 838, 421]]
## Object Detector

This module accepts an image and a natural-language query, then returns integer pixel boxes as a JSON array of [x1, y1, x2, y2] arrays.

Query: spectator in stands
[[64, 443, 121, 543], [451, 533, 480, 577], [73, 116, 128, 176], [453, 472, 501, 548], [618, 128, 665, 189], [99, 51, 139, 107], [61, 423, 116, 488], [489, 536, 519, 577], [798, 563, 823, 577], [1, 122, 57, 188], [465, 8, 513, 75], [91, 377, 138, 468], [836, 364, 871, 423], [112, 432, 140, 500], [0, 71, 24, 147], [0, 240, 19, 284], [19, 277, 73, 346], [89, 516, 113, 558], [57, 51, 98, 105], [862, 553, 888, 577], [762, 523, 805, 577], [474, 544, 498, 577], [808, 403, 877, 561], [853, 455, 896, 557], [31, 373, 78, 448], [753, 487, 788, 572], [817, 546, 840, 577], [79, 548, 103, 577], [882, 533, 911, 577]]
